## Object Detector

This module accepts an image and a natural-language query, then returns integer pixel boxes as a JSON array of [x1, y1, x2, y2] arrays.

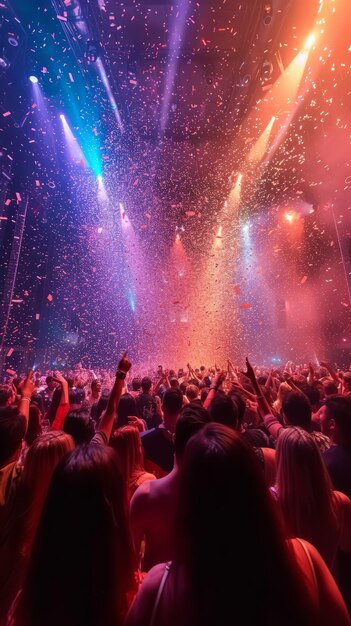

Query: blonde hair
[[276, 427, 336, 542], [110, 426, 145, 496], [273, 381, 292, 413], [21, 431, 74, 555]]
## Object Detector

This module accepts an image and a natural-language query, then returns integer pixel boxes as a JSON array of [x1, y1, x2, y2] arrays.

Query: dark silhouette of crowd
[[1, 355, 351, 625]]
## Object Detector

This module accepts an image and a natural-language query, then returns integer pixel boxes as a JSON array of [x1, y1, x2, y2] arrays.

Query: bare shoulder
[[125, 563, 167, 626], [130, 479, 155, 508]]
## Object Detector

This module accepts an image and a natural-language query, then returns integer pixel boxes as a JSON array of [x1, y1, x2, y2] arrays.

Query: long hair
[[174, 423, 313, 626], [276, 426, 337, 550], [14, 445, 137, 626], [110, 426, 145, 497], [20, 431, 74, 557]]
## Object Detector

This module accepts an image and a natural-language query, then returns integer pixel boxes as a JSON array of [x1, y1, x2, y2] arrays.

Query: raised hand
[[117, 352, 132, 374], [241, 357, 256, 384], [18, 370, 35, 398]]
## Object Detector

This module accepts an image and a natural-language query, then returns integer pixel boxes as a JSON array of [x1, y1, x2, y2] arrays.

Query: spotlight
[[97, 226, 103, 234], [284, 211, 294, 224], [59, 113, 65, 120], [97, 174, 103, 182], [242, 223, 250, 233], [29, 75, 38, 84], [305, 33, 316, 50]]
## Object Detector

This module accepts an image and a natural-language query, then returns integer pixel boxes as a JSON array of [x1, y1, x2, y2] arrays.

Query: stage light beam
[[29, 75, 38, 84]]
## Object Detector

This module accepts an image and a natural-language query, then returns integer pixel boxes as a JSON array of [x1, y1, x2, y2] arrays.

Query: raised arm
[[98, 353, 132, 442], [241, 357, 272, 417], [203, 371, 226, 410], [51, 371, 70, 431], [18, 370, 35, 435]]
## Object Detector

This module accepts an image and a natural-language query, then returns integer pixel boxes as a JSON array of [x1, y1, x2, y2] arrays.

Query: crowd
[[1, 355, 351, 625]]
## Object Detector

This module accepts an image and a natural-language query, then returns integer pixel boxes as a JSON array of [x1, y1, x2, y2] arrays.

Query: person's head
[[21, 432, 74, 555], [342, 372, 351, 393], [282, 392, 311, 430], [0, 383, 16, 408], [227, 391, 246, 427], [185, 384, 199, 402], [174, 404, 210, 463], [110, 426, 144, 489], [15, 445, 136, 626], [274, 381, 292, 411], [323, 379, 338, 397], [276, 427, 335, 539], [208, 394, 238, 430], [69, 388, 85, 411], [91, 379, 102, 396], [0, 406, 26, 468], [45, 376, 56, 392], [302, 385, 321, 409], [169, 377, 180, 390], [319, 395, 351, 445], [131, 377, 141, 392], [116, 393, 137, 429], [63, 409, 95, 445], [141, 376, 152, 393], [25, 404, 42, 447], [162, 388, 183, 417], [176, 423, 310, 626]]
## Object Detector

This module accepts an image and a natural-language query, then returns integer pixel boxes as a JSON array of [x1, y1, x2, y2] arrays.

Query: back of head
[[185, 384, 199, 402], [176, 423, 310, 626], [21, 432, 74, 554], [0, 406, 26, 468], [302, 385, 321, 407], [16, 445, 136, 626], [208, 394, 238, 430], [0, 384, 14, 408], [276, 427, 334, 538], [323, 380, 338, 396], [227, 391, 246, 426], [162, 388, 183, 415], [131, 377, 141, 392], [141, 376, 152, 393], [282, 392, 311, 430], [25, 404, 42, 446], [169, 378, 180, 390], [325, 395, 351, 444], [174, 404, 210, 460], [116, 393, 137, 428], [63, 409, 95, 445], [110, 426, 143, 479]]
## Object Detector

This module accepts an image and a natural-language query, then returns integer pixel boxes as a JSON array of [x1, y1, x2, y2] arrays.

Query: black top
[[242, 428, 270, 448], [323, 444, 351, 499], [141, 427, 174, 474], [136, 393, 162, 429]]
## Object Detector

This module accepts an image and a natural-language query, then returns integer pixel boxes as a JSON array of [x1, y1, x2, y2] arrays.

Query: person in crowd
[[110, 426, 155, 501], [130, 403, 210, 572], [126, 423, 350, 626], [264, 391, 331, 452], [136, 377, 162, 429], [129, 378, 142, 400], [0, 432, 74, 622], [185, 384, 199, 402], [9, 445, 137, 626], [24, 405, 42, 448], [275, 427, 351, 578], [0, 385, 16, 409], [115, 393, 138, 429], [320, 396, 351, 499], [0, 372, 35, 510], [39, 376, 57, 413], [86, 378, 102, 407], [141, 388, 183, 477]]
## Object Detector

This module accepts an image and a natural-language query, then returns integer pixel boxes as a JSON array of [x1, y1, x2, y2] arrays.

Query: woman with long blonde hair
[[275, 426, 351, 575], [110, 426, 155, 500]]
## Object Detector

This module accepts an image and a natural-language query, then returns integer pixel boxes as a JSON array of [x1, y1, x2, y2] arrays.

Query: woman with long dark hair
[[10, 444, 137, 626], [126, 423, 350, 626], [275, 426, 351, 576]]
